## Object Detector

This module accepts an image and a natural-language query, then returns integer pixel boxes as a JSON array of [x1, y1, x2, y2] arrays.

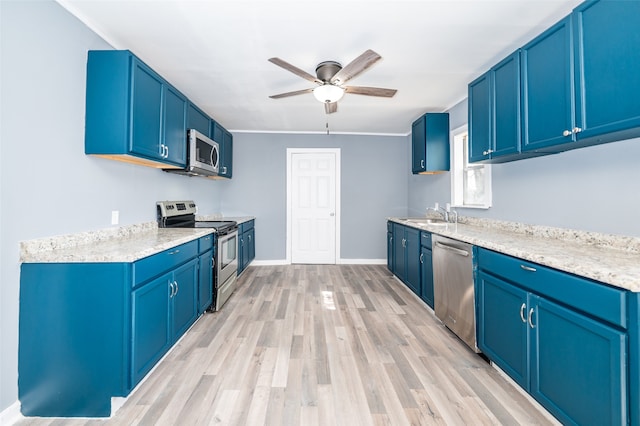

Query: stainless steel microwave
[[165, 129, 219, 177]]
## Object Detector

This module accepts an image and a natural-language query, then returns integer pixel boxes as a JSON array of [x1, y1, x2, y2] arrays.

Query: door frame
[[286, 148, 341, 264]]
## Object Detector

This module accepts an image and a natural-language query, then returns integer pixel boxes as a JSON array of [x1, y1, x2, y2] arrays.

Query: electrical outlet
[[111, 210, 119, 225]]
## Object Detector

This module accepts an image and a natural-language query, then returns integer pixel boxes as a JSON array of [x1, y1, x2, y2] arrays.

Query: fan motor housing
[[316, 61, 342, 82]]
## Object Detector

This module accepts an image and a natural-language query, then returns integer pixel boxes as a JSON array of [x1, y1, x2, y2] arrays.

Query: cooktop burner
[[157, 200, 237, 234]]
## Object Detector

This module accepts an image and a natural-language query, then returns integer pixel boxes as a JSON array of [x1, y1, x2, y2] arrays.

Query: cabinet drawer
[[420, 232, 432, 248], [198, 234, 214, 254], [477, 248, 626, 328], [240, 219, 254, 233], [134, 241, 198, 286]]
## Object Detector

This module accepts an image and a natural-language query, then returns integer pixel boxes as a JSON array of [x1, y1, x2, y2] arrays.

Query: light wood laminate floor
[[17, 265, 558, 425]]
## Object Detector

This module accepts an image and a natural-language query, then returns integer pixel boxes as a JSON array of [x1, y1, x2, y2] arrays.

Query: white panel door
[[291, 151, 337, 264]]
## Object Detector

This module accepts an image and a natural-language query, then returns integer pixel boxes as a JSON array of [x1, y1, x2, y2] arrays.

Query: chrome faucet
[[426, 205, 449, 222], [426, 203, 458, 223]]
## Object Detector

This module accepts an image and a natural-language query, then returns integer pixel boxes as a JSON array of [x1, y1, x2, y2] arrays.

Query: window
[[451, 125, 492, 209]]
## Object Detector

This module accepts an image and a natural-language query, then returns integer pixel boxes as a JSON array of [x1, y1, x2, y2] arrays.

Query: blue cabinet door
[[412, 113, 450, 173], [220, 129, 233, 178], [492, 51, 521, 158], [411, 115, 426, 173], [521, 16, 574, 152], [404, 227, 421, 295], [573, 0, 640, 143], [187, 102, 210, 135], [531, 295, 627, 426], [477, 271, 529, 389], [387, 230, 394, 272], [468, 72, 492, 162], [419, 246, 433, 308], [198, 250, 213, 313], [247, 227, 255, 264], [131, 272, 171, 386], [171, 259, 199, 338], [130, 59, 164, 160], [392, 223, 406, 282], [212, 122, 233, 178], [163, 85, 187, 166]]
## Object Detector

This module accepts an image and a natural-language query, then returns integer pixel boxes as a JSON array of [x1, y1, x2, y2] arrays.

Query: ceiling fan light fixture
[[313, 84, 345, 103]]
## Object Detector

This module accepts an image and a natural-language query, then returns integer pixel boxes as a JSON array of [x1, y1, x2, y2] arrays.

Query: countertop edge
[[388, 217, 640, 292]]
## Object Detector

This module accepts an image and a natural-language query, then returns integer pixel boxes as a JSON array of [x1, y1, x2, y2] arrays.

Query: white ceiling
[[58, 0, 582, 135]]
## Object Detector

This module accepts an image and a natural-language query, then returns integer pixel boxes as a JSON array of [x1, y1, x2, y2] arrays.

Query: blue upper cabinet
[[521, 16, 575, 152], [211, 121, 233, 179], [187, 102, 210, 135], [469, 51, 523, 163], [85, 50, 187, 169], [572, 0, 640, 145], [492, 52, 522, 159], [411, 112, 450, 174], [472, 0, 640, 162], [468, 72, 492, 162], [163, 85, 188, 166]]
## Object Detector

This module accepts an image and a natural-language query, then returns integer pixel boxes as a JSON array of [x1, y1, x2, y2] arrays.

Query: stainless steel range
[[157, 200, 238, 311]]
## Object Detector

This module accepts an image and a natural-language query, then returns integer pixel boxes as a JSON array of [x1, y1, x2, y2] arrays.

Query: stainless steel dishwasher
[[432, 235, 479, 352]]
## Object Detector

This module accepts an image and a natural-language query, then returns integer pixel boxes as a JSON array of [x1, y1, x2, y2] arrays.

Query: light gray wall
[[0, 1, 224, 413], [409, 99, 640, 237], [221, 132, 409, 261], [0, 1, 409, 412]]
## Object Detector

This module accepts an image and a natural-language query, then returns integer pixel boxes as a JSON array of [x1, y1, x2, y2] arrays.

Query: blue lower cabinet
[[238, 220, 255, 275], [198, 249, 213, 313], [132, 272, 172, 386], [477, 248, 629, 425], [388, 222, 420, 296], [419, 244, 434, 308], [532, 296, 626, 426], [19, 263, 129, 417], [19, 243, 203, 417], [132, 257, 198, 387]]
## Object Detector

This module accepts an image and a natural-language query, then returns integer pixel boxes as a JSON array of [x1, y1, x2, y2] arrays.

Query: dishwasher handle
[[434, 241, 470, 257]]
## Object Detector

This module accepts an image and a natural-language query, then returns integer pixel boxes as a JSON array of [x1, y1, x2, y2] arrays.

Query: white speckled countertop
[[389, 217, 640, 292], [20, 222, 213, 263], [196, 215, 255, 225]]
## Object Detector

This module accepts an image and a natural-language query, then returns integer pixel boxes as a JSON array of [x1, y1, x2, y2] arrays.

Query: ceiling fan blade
[[268, 57, 322, 84], [330, 49, 381, 85], [324, 102, 338, 114], [344, 86, 397, 97], [269, 88, 314, 99]]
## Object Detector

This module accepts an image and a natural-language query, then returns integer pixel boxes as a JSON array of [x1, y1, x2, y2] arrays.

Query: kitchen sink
[[404, 218, 449, 226]]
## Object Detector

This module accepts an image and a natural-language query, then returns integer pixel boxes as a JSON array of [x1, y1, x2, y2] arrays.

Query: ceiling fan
[[268, 49, 397, 114]]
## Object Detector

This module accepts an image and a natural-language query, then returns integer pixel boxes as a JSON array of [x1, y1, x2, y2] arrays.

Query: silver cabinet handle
[[174, 280, 178, 296], [222, 166, 227, 174], [562, 129, 572, 137], [420, 253, 424, 263], [420, 159, 425, 168], [169, 281, 175, 298], [169, 249, 180, 255], [434, 241, 469, 257], [520, 303, 527, 323], [482, 149, 494, 156], [528, 308, 535, 329], [520, 264, 536, 272], [572, 127, 582, 134], [248, 235, 252, 241]]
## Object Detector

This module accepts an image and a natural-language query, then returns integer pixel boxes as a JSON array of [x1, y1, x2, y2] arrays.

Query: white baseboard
[[0, 401, 23, 425], [249, 259, 386, 266], [249, 259, 289, 266], [338, 259, 386, 265]]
